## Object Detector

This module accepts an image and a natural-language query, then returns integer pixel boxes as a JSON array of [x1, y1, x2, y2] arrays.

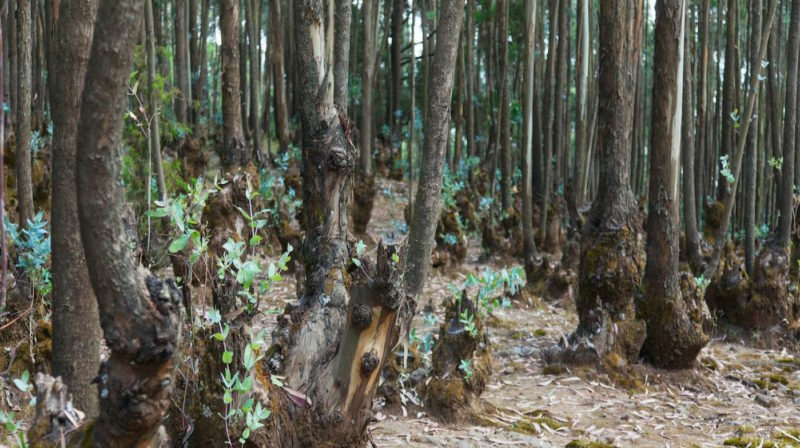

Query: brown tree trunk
[[548, 0, 646, 368], [192, 0, 210, 135], [391, 0, 403, 136], [498, 0, 511, 211], [695, 0, 710, 227], [269, 0, 290, 153], [16, 0, 33, 228], [220, 0, 247, 169], [745, 0, 762, 275], [682, 27, 702, 272], [245, 0, 260, 162], [640, 0, 709, 369], [334, 0, 352, 111], [538, 0, 559, 242], [522, 0, 540, 277], [405, 0, 465, 298], [359, 0, 378, 175], [146, 0, 167, 202], [717, 0, 737, 201], [174, 0, 189, 123], [465, 0, 476, 184], [30, 0, 185, 445], [574, 0, 590, 207], [45, 0, 101, 419]]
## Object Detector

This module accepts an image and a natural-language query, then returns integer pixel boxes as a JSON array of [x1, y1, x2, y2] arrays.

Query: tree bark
[[73, 0, 183, 444], [538, 0, 559, 242], [640, 0, 709, 369], [192, 0, 209, 135], [45, 0, 101, 419], [146, 0, 167, 202], [465, 0, 476, 184], [174, 0, 189, 123], [359, 0, 378, 175], [404, 0, 465, 299], [522, 0, 539, 276], [269, 0, 290, 153], [498, 0, 511, 211], [16, 0, 33, 228], [334, 0, 351, 111], [695, 0, 710, 227], [549, 0, 646, 367], [682, 26, 702, 272], [574, 0, 590, 207], [408, 0, 417, 215], [745, 0, 762, 275], [776, 0, 800, 249], [245, 0, 261, 162], [220, 0, 247, 169], [391, 0, 403, 136]]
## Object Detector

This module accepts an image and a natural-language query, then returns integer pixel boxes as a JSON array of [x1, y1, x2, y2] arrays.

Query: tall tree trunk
[[453, 33, 464, 169], [538, 0, 559, 241], [45, 0, 101, 419], [744, 0, 762, 275], [465, 0, 476, 184], [192, 0, 209, 135], [408, 0, 417, 215], [334, 0, 352, 111], [574, 0, 590, 206], [8, 1, 16, 132], [16, 0, 33, 228], [682, 27, 702, 272], [776, 0, 800, 250], [245, 0, 260, 162], [391, 0, 403, 136], [717, 0, 737, 201], [359, 0, 378, 175], [640, 0, 709, 369], [147, 0, 167, 202], [174, 0, 188, 123], [269, 0, 290, 153], [522, 0, 540, 277], [404, 0, 465, 298], [498, 0, 511, 211], [703, 0, 777, 279], [220, 0, 247, 168], [550, 0, 646, 367], [55, 0, 183, 444], [695, 0, 710, 229]]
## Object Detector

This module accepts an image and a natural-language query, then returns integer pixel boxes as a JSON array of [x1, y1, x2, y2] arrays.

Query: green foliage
[[6, 212, 52, 299], [720, 154, 735, 189], [459, 358, 474, 381]]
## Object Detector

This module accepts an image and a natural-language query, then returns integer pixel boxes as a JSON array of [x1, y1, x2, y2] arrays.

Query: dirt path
[[261, 178, 800, 448]]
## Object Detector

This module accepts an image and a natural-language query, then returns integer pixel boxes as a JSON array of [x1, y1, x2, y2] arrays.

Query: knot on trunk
[[360, 350, 379, 376]]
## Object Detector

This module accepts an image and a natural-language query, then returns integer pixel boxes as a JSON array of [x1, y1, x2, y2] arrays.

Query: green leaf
[[168, 234, 190, 253], [356, 240, 367, 256], [391, 253, 400, 263], [352, 258, 361, 268], [222, 351, 234, 364], [223, 390, 233, 404], [146, 208, 169, 218]]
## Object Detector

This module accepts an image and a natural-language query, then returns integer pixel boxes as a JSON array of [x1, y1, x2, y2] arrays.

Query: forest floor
[[259, 178, 800, 448]]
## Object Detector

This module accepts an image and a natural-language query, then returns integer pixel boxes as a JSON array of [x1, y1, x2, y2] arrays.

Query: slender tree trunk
[[269, 0, 290, 153], [391, 0, 403, 136], [245, 0, 260, 162], [454, 37, 464, 168], [192, 0, 209, 135], [220, 0, 247, 169], [497, 0, 511, 211], [641, 0, 709, 368], [703, 0, 778, 279], [465, 0, 476, 184], [682, 27, 702, 271], [45, 0, 101, 419], [522, 0, 539, 276], [8, 2, 16, 132], [695, 0, 710, 228], [538, 0, 559, 241], [174, 0, 188, 123], [717, 0, 737, 201], [44, 0, 184, 444], [776, 0, 800, 249], [744, 0, 762, 274], [16, 0, 33, 228], [574, 0, 590, 206], [334, 0, 352, 111], [408, 0, 417, 215], [405, 0, 465, 298], [359, 0, 378, 175], [147, 0, 167, 202]]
